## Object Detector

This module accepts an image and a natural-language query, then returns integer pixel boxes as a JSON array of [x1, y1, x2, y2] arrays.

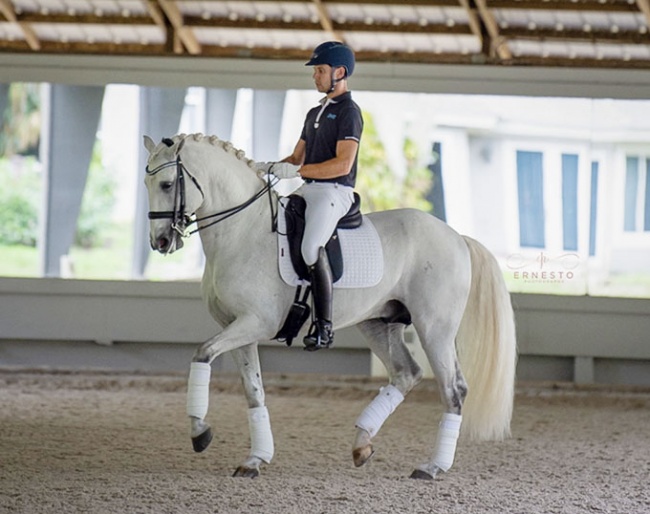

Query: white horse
[[143, 133, 517, 480]]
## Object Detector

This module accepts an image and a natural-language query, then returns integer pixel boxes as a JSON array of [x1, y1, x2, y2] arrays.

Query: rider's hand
[[254, 161, 274, 179], [270, 162, 301, 179]]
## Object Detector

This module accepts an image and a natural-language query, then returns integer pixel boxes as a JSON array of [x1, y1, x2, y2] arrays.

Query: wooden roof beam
[[312, 0, 345, 43], [0, 0, 40, 50], [458, 0, 488, 53], [144, 0, 167, 28], [486, 0, 639, 12], [11, 10, 472, 37], [170, 0, 460, 5], [186, 14, 472, 36], [458, 0, 512, 61], [156, 0, 201, 54], [636, 0, 650, 25], [502, 26, 650, 44], [473, 0, 513, 60]]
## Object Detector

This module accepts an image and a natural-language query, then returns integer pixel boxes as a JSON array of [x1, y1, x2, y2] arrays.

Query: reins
[[147, 154, 278, 237], [191, 174, 277, 234]]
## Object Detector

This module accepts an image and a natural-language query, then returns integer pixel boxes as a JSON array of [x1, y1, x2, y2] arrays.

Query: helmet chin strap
[[328, 68, 345, 94]]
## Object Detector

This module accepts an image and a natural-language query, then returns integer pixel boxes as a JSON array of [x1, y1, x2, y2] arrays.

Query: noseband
[[146, 155, 276, 237]]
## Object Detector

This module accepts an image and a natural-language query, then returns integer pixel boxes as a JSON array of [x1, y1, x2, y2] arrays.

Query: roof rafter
[[17, 12, 155, 25], [0, 0, 40, 50], [169, 0, 460, 4], [502, 26, 650, 45], [4, 38, 650, 70], [458, 0, 490, 57], [7, 9, 474, 38], [312, 0, 345, 43], [186, 14, 472, 36], [1, 0, 650, 70], [486, 0, 640, 12], [155, 0, 201, 54], [460, 0, 512, 60], [636, 0, 650, 25], [144, 0, 167, 28]]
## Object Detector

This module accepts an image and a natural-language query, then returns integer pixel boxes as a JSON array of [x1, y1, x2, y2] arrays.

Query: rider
[[264, 41, 363, 351]]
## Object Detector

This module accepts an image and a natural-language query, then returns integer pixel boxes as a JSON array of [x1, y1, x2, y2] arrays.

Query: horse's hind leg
[[410, 324, 468, 480], [352, 319, 423, 467], [230, 343, 273, 478]]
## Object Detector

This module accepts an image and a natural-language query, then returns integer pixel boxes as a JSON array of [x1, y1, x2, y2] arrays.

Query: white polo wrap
[[186, 362, 211, 419], [248, 406, 274, 463], [355, 384, 405, 438], [432, 413, 462, 472]]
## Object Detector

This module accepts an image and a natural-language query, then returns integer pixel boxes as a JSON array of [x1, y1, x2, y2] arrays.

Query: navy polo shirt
[[299, 91, 363, 188]]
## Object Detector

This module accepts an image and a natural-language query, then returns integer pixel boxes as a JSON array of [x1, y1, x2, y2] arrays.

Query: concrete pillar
[[38, 84, 105, 277], [132, 86, 187, 278], [252, 90, 286, 161], [205, 88, 237, 142], [574, 356, 595, 384], [0, 84, 8, 130]]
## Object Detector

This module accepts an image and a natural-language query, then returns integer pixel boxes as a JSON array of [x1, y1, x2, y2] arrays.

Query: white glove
[[269, 162, 301, 179], [254, 161, 274, 179]]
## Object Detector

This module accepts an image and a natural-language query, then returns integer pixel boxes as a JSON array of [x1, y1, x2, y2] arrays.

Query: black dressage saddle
[[282, 192, 362, 282], [274, 193, 362, 346]]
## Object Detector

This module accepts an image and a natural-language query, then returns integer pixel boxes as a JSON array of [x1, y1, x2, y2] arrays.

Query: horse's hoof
[[409, 469, 435, 480], [232, 466, 260, 479], [352, 444, 375, 467], [191, 428, 213, 453]]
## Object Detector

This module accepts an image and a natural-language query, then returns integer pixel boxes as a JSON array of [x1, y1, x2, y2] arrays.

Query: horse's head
[[143, 135, 204, 254]]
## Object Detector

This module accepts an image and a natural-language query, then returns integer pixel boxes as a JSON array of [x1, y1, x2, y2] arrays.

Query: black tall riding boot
[[303, 247, 334, 351]]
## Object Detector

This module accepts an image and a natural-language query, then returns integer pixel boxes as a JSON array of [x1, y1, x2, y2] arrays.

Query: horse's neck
[[192, 147, 273, 259]]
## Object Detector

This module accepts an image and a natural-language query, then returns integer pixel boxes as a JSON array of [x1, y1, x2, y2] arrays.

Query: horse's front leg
[[186, 317, 274, 468], [230, 343, 273, 478]]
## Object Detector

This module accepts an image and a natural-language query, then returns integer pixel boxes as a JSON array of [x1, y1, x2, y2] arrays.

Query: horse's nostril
[[157, 237, 170, 251]]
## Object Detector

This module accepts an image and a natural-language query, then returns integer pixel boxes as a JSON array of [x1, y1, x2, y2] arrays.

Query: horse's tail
[[456, 236, 517, 442]]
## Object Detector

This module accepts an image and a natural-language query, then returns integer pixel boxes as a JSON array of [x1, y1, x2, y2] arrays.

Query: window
[[589, 162, 599, 256], [516, 150, 545, 248], [562, 154, 579, 251], [624, 156, 650, 232], [646, 159, 650, 232]]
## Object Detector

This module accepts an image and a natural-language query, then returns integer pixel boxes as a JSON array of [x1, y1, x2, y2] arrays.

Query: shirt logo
[[327, 113, 337, 120]]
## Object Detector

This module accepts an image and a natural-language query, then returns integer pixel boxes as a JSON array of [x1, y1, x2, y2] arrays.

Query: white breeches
[[300, 182, 355, 266]]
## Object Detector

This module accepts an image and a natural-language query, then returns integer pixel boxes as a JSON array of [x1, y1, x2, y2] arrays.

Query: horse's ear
[[143, 135, 156, 153]]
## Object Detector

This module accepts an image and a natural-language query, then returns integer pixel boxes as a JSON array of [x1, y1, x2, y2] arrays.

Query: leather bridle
[[146, 155, 276, 237]]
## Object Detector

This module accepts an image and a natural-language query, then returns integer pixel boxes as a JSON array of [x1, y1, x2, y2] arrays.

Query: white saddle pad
[[277, 197, 384, 288]]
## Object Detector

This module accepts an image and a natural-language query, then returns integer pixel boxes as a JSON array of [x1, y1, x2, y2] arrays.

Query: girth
[[282, 192, 362, 282]]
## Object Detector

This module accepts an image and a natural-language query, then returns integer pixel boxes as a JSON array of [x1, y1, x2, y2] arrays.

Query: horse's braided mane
[[174, 132, 257, 171]]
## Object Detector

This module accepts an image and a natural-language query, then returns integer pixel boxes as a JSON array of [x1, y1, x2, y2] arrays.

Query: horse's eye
[[160, 181, 173, 192]]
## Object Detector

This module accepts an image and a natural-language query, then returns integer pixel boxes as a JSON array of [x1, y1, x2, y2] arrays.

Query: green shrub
[[356, 112, 433, 213], [0, 158, 40, 246]]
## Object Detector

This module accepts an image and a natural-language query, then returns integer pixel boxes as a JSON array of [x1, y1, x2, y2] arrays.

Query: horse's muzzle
[[150, 230, 184, 254]]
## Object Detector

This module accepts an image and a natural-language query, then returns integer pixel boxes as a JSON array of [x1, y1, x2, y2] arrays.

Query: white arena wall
[[1, 277, 648, 387]]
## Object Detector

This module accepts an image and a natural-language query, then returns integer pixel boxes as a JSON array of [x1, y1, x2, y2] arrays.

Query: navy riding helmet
[[305, 41, 356, 78]]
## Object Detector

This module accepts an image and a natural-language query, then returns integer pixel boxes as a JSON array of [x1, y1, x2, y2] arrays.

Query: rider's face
[[312, 65, 345, 93], [312, 65, 332, 93]]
